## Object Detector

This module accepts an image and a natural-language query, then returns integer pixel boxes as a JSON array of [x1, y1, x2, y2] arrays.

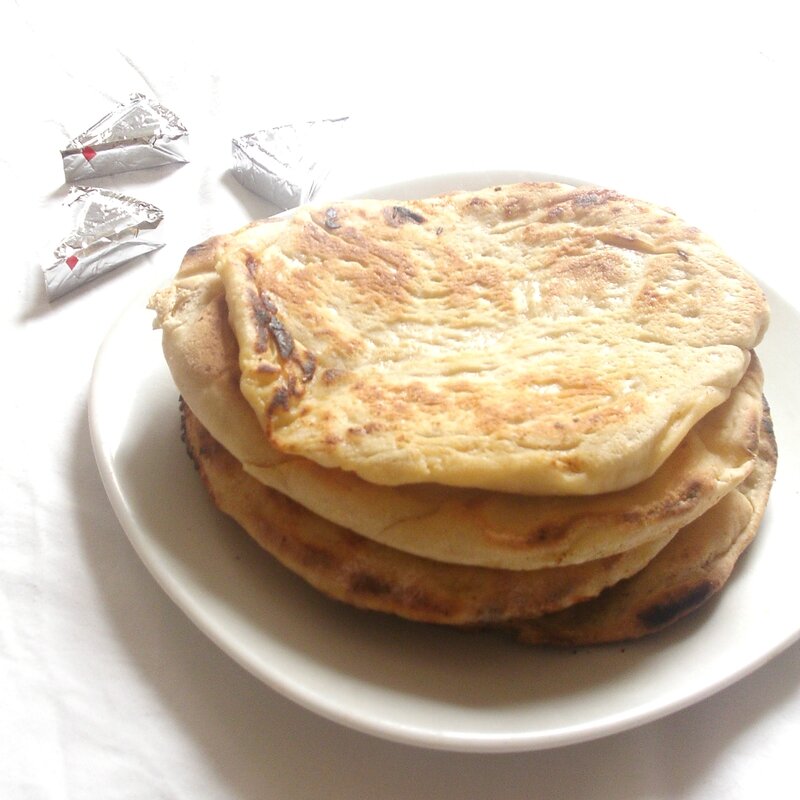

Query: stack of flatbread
[[149, 182, 776, 646]]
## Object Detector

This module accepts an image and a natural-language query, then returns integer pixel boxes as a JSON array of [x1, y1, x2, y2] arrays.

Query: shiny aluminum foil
[[231, 117, 349, 209], [42, 186, 164, 301], [61, 93, 189, 181]]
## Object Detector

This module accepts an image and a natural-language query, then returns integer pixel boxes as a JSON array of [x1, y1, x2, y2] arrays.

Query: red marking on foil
[[82, 146, 97, 161], [66, 256, 78, 270]]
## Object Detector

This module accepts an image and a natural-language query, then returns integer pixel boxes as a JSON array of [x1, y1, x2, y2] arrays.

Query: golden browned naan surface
[[150, 242, 764, 569], [211, 182, 768, 495], [180, 400, 675, 625], [504, 403, 777, 645]]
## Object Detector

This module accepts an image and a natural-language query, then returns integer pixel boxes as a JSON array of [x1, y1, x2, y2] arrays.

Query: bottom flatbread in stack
[[150, 182, 776, 646]]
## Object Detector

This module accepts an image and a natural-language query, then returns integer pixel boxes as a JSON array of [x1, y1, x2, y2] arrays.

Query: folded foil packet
[[231, 117, 349, 210], [42, 186, 164, 301], [61, 93, 189, 181]]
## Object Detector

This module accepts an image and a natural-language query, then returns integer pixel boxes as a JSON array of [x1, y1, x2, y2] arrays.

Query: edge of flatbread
[[502, 399, 777, 645]]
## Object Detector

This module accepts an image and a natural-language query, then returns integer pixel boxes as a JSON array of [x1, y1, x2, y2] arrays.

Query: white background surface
[[3, 1, 799, 797]]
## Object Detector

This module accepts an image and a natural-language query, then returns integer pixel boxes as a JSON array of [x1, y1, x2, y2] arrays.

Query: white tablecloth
[[3, 2, 799, 797]]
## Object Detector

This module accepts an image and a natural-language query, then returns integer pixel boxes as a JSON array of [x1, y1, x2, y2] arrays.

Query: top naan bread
[[212, 182, 767, 495]]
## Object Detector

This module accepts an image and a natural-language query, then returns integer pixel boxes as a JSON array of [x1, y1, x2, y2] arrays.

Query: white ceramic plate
[[89, 172, 800, 753]]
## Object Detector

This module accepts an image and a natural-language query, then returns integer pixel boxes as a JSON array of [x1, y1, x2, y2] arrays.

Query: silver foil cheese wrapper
[[61, 93, 189, 181], [42, 186, 164, 301], [231, 117, 348, 210]]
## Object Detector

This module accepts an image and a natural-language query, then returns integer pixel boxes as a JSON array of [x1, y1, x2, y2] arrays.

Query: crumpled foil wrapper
[[61, 93, 189, 181], [231, 117, 349, 210], [42, 186, 164, 301]]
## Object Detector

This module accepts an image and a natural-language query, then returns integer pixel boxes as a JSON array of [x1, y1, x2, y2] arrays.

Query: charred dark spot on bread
[[300, 352, 317, 382], [761, 396, 775, 438], [249, 289, 295, 358], [670, 480, 704, 510], [637, 580, 714, 629], [572, 190, 607, 207], [266, 316, 294, 359], [526, 522, 570, 545], [620, 479, 706, 528], [268, 386, 291, 413], [657, 480, 704, 518], [296, 541, 337, 571], [179, 397, 195, 464], [503, 195, 532, 220], [180, 396, 223, 469], [322, 367, 345, 385], [184, 240, 215, 261], [244, 252, 260, 279], [256, 363, 281, 374], [348, 572, 454, 618], [570, 188, 623, 209], [350, 571, 392, 597], [346, 421, 385, 437], [383, 205, 426, 226]]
